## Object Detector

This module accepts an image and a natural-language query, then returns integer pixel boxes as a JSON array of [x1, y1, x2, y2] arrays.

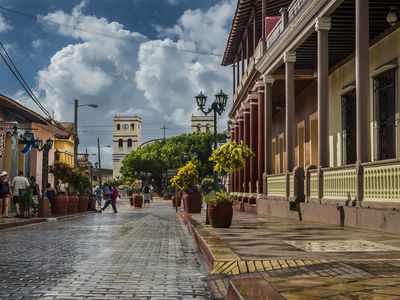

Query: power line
[[0, 6, 223, 58], [0, 41, 52, 119], [0, 10, 73, 104]]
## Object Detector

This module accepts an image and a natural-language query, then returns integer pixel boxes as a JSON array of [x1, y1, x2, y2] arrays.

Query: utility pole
[[161, 124, 168, 193], [74, 99, 78, 168], [97, 137, 102, 188]]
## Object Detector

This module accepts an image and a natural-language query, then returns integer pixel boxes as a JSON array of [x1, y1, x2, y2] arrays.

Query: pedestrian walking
[[0, 171, 11, 218], [142, 184, 151, 207], [94, 185, 103, 209], [101, 185, 118, 213], [11, 170, 30, 217]]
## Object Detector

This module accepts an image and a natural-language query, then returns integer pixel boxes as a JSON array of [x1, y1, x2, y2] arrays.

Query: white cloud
[[135, 0, 234, 126], [19, 0, 234, 169], [0, 14, 11, 32]]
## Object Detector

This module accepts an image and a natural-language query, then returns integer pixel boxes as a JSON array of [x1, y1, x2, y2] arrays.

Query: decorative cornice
[[256, 80, 264, 89], [247, 92, 258, 100], [241, 102, 250, 111], [263, 74, 275, 85], [283, 51, 296, 63], [315, 17, 331, 31]]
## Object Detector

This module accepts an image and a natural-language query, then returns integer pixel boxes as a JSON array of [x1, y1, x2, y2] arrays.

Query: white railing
[[288, 0, 310, 23], [267, 174, 287, 198], [309, 169, 319, 199], [289, 172, 294, 198], [323, 166, 356, 201], [363, 160, 400, 202], [266, 20, 284, 50]]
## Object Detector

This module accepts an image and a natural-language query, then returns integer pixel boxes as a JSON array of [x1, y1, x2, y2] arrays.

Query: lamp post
[[74, 99, 98, 168], [195, 90, 228, 190], [88, 161, 99, 186], [195, 90, 228, 225], [97, 138, 111, 188], [40, 138, 54, 195]]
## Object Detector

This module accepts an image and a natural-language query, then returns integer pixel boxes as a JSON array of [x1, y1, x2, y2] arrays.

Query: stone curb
[[0, 211, 96, 230]]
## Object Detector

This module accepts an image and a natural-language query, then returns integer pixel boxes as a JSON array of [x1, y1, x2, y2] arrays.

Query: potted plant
[[207, 141, 255, 227], [204, 192, 235, 228], [72, 172, 92, 212], [131, 179, 143, 208], [171, 161, 201, 213], [48, 162, 73, 215], [171, 190, 181, 208]]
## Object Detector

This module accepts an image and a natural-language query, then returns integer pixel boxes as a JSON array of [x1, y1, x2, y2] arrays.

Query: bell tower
[[112, 115, 142, 178]]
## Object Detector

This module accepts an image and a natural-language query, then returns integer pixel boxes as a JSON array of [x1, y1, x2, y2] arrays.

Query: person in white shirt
[[11, 170, 30, 217]]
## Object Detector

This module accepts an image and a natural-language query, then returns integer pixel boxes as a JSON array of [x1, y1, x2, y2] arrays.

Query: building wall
[[30, 123, 56, 191], [329, 28, 400, 167], [54, 137, 74, 167], [271, 80, 318, 173], [191, 116, 214, 133]]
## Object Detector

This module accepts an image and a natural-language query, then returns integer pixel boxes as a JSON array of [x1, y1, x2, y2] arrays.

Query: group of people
[[0, 170, 41, 218], [91, 183, 153, 213], [93, 184, 120, 213]]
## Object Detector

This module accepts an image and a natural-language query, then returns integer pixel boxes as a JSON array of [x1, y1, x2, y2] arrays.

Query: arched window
[[127, 139, 132, 148], [131, 124, 135, 130], [117, 124, 121, 130], [118, 139, 123, 148]]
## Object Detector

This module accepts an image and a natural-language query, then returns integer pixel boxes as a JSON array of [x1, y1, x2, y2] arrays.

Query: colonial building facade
[[191, 115, 214, 133], [225, 0, 400, 233], [112, 115, 141, 178]]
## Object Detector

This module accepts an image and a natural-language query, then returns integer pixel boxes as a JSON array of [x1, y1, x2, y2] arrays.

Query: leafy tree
[[120, 132, 227, 190]]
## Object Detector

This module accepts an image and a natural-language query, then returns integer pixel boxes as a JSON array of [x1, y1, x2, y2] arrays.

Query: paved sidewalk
[[185, 208, 400, 299], [0, 198, 210, 299]]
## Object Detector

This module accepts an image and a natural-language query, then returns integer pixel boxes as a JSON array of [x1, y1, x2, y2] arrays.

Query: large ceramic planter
[[208, 202, 233, 228], [78, 195, 90, 212], [67, 194, 79, 214], [129, 196, 134, 206], [171, 195, 181, 208], [133, 194, 143, 208], [182, 192, 202, 213], [49, 194, 69, 215]]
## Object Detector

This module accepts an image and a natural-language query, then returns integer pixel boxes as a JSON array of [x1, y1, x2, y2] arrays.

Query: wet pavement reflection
[[0, 198, 210, 299]]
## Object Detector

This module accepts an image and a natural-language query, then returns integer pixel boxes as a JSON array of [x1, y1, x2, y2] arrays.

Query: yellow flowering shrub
[[204, 191, 234, 206], [209, 141, 255, 174], [170, 161, 199, 192]]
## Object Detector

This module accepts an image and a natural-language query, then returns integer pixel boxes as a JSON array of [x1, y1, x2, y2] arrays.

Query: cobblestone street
[[0, 199, 210, 299]]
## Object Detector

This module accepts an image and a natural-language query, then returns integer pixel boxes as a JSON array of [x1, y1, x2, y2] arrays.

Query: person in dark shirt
[[142, 185, 151, 207], [45, 183, 56, 200], [0, 171, 11, 218]]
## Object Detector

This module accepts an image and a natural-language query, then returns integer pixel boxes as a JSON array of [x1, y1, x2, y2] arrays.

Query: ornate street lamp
[[195, 90, 228, 190], [195, 90, 228, 225]]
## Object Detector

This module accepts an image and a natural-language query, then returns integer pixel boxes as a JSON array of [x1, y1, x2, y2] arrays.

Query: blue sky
[[0, 0, 235, 168]]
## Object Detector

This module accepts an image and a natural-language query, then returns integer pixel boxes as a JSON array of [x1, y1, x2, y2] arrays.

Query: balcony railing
[[289, 172, 294, 198], [288, 0, 310, 23], [253, 39, 264, 64], [266, 19, 284, 51], [364, 160, 400, 202], [309, 169, 318, 199], [323, 165, 356, 201], [267, 174, 287, 198]]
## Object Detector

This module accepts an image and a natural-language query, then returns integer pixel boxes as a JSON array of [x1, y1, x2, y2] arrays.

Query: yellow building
[[54, 122, 74, 167]]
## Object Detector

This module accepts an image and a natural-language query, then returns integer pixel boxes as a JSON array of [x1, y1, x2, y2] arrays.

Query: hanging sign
[[0, 122, 17, 158], [19, 132, 37, 154]]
